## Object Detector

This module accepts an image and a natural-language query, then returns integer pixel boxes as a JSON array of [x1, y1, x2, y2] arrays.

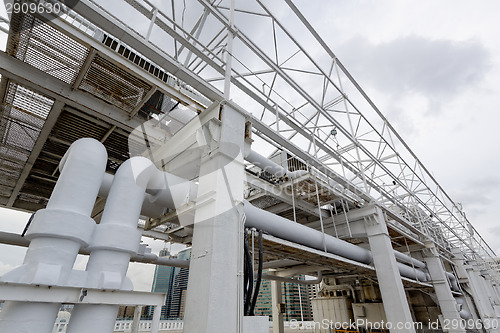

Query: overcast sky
[[1, 0, 500, 291], [298, 0, 500, 255]]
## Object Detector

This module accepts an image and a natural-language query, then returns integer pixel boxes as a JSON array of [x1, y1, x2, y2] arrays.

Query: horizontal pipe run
[[244, 149, 307, 179], [244, 149, 429, 272], [393, 250, 426, 269], [0, 211, 428, 283], [244, 200, 373, 264], [243, 201, 429, 282], [0, 231, 425, 280], [0, 232, 189, 269]]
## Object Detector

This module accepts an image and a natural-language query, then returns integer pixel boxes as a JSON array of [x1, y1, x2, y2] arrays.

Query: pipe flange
[[89, 224, 142, 254], [25, 209, 96, 247]]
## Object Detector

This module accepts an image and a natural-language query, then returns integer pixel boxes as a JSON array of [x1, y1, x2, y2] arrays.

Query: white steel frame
[[0, 0, 494, 262]]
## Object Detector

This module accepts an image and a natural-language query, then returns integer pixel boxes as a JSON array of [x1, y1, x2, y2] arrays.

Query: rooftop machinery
[[0, 1, 499, 333]]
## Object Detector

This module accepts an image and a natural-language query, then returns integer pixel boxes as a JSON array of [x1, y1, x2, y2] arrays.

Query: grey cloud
[[454, 177, 500, 207], [450, 177, 500, 224], [337, 35, 490, 103], [488, 226, 500, 237]]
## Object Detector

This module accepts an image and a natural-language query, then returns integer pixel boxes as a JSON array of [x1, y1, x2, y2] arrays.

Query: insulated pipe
[[394, 251, 426, 269], [243, 201, 429, 282], [396, 261, 429, 281], [244, 200, 373, 264], [244, 149, 307, 179], [99, 170, 428, 282], [0, 138, 107, 333], [446, 271, 460, 292], [455, 296, 472, 320], [0, 231, 190, 269], [97, 171, 197, 219], [99, 172, 166, 218], [67, 156, 160, 333], [104, 169, 431, 283], [243, 150, 430, 273]]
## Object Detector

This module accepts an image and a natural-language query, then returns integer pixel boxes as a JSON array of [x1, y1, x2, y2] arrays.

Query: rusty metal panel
[[78, 54, 153, 113], [7, 13, 90, 86]]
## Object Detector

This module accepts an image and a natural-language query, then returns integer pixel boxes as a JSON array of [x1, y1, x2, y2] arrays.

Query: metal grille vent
[[101, 33, 178, 88], [0, 82, 54, 197], [7, 12, 90, 85], [78, 54, 153, 113], [99, 33, 209, 107]]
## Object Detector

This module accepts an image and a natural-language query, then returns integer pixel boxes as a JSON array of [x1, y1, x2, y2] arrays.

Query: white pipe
[[244, 149, 307, 179], [455, 296, 472, 319], [0, 231, 190, 268], [101, 163, 429, 284], [393, 250, 426, 269], [0, 230, 426, 282], [244, 200, 372, 263], [99, 172, 168, 218], [0, 138, 107, 333], [396, 261, 428, 282], [243, 201, 429, 282], [98, 170, 197, 219], [67, 156, 160, 333], [446, 271, 460, 292], [103, 169, 429, 283], [243, 150, 430, 280]]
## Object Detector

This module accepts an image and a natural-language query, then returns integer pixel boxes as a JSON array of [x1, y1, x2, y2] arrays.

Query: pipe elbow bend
[[115, 156, 161, 190], [59, 138, 108, 172]]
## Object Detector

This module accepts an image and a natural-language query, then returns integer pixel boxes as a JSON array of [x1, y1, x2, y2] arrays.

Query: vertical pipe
[[67, 157, 158, 333], [0, 138, 107, 333]]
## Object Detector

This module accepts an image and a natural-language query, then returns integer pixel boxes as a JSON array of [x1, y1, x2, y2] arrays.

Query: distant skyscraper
[[169, 248, 191, 319], [253, 275, 312, 321], [151, 249, 176, 319], [150, 247, 191, 319]]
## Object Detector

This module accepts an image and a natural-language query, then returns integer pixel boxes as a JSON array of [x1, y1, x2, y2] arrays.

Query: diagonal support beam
[[6, 100, 64, 207], [72, 48, 96, 89]]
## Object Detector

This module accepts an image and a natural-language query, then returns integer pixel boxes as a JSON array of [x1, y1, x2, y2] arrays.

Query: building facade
[[151, 249, 177, 318], [253, 276, 312, 321], [150, 247, 191, 319]]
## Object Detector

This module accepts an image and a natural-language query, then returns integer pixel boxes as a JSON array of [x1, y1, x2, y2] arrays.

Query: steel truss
[[1, 0, 494, 264]]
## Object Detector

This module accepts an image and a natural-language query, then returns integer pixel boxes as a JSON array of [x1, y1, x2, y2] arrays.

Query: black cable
[[21, 212, 35, 237], [249, 229, 263, 316], [247, 232, 254, 315], [243, 229, 254, 315]]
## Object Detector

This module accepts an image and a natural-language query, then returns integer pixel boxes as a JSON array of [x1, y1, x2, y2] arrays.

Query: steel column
[[271, 279, 284, 333], [423, 243, 465, 332], [182, 104, 246, 332], [365, 206, 415, 333]]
